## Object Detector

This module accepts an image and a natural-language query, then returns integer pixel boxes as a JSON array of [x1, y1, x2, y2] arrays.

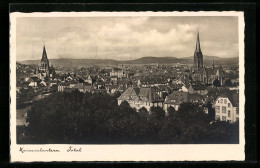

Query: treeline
[[17, 90, 239, 144]]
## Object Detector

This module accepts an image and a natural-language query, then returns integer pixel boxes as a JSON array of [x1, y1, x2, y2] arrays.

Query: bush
[[19, 91, 239, 144]]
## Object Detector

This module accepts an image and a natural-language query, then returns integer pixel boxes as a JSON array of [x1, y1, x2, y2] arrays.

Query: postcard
[[10, 11, 245, 162]]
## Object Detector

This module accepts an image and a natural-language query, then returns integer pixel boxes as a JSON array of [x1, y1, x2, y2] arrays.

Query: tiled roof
[[205, 66, 224, 76], [217, 91, 239, 107], [118, 87, 162, 103], [165, 91, 205, 104], [189, 82, 206, 90], [188, 93, 205, 103], [165, 91, 189, 105], [118, 87, 139, 101]]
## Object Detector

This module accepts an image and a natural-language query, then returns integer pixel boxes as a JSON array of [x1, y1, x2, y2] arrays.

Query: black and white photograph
[[10, 12, 245, 161]]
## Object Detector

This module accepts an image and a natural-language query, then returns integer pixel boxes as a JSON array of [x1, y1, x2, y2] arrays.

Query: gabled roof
[[29, 76, 40, 82], [216, 91, 239, 107], [205, 66, 224, 76], [118, 87, 140, 101], [138, 87, 151, 97], [165, 91, 189, 104], [165, 91, 205, 105], [188, 93, 205, 103], [189, 82, 206, 90], [118, 87, 162, 103], [205, 67, 218, 75]]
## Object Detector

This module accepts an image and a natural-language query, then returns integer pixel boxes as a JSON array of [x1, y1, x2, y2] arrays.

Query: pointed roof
[[41, 45, 48, 60], [195, 31, 201, 52]]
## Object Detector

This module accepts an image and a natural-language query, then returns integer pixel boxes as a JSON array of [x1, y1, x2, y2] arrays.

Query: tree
[[213, 79, 221, 87], [21, 91, 239, 144], [224, 79, 233, 87], [205, 101, 215, 121], [150, 106, 165, 121], [167, 106, 176, 117], [78, 78, 85, 83], [50, 85, 58, 93], [138, 107, 149, 119]]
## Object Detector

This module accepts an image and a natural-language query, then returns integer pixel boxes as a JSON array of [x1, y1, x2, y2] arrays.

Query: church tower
[[39, 44, 50, 77], [194, 31, 203, 70]]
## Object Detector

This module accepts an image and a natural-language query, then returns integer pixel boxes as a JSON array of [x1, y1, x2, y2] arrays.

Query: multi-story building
[[117, 87, 164, 111], [214, 92, 239, 123], [164, 91, 205, 112], [187, 82, 208, 95], [110, 67, 128, 78]]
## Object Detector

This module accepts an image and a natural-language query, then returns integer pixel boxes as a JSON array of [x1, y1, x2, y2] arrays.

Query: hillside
[[18, 56, 238, 67]]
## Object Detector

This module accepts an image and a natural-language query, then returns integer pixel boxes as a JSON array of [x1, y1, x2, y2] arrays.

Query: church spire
[[41, 44, 48, 61], [212, 57, 215, 69], [193, 30, 203, 70], [195, 31, 201, 52]]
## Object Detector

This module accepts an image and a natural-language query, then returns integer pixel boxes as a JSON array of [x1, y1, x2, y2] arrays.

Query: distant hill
[[18, 56, 238, 67], [182, 55, 239, 66]]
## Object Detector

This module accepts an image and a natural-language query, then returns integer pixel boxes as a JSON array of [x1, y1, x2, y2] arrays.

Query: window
[[222, 106, 226, 113], [215, 106, 220, 113], [218, 100, 219, 103], [222, 116, 226, 121], [236, 117, 239, 122], [236, 107, 239, 114], [224, 99, 227, 104], [228, 110, 231, 117], [216, 115, 220, 120], [228, 103, 231, 108], [220, 99, 223, 103]]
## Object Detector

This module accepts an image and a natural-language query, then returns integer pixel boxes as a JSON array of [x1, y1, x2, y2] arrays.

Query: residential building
[[58, 82, 70, 92], [164, 91, 205, 112], [117, 87, 164, 111], [214, 92, 239, 123], [110, 67, 128, 78], [188, 82, 208, 95]]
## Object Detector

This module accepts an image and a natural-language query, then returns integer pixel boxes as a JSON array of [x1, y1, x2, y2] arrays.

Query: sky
[[16, 16, 239, 61]]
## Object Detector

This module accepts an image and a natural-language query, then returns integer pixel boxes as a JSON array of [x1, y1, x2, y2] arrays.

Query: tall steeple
[[195, 31, 201, 52], [194, 31, 203, 70], [41, 45, 48, 61], [40, 43, 50, 74], [212, 57, 215, 69]]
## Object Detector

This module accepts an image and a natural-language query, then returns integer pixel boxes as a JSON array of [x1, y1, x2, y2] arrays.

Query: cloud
[[16, 16, 239, 61]]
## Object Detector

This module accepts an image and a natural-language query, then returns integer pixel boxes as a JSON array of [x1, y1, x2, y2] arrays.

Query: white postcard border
[[10, 11, 245, 162]]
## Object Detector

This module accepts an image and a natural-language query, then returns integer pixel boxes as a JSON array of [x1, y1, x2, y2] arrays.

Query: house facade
[[188, 82, 208, 95], [214, 92, 239, 123], [164, 91, 205, 112], [117, 87, 164, 111], [110, 67, 128, 78]]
